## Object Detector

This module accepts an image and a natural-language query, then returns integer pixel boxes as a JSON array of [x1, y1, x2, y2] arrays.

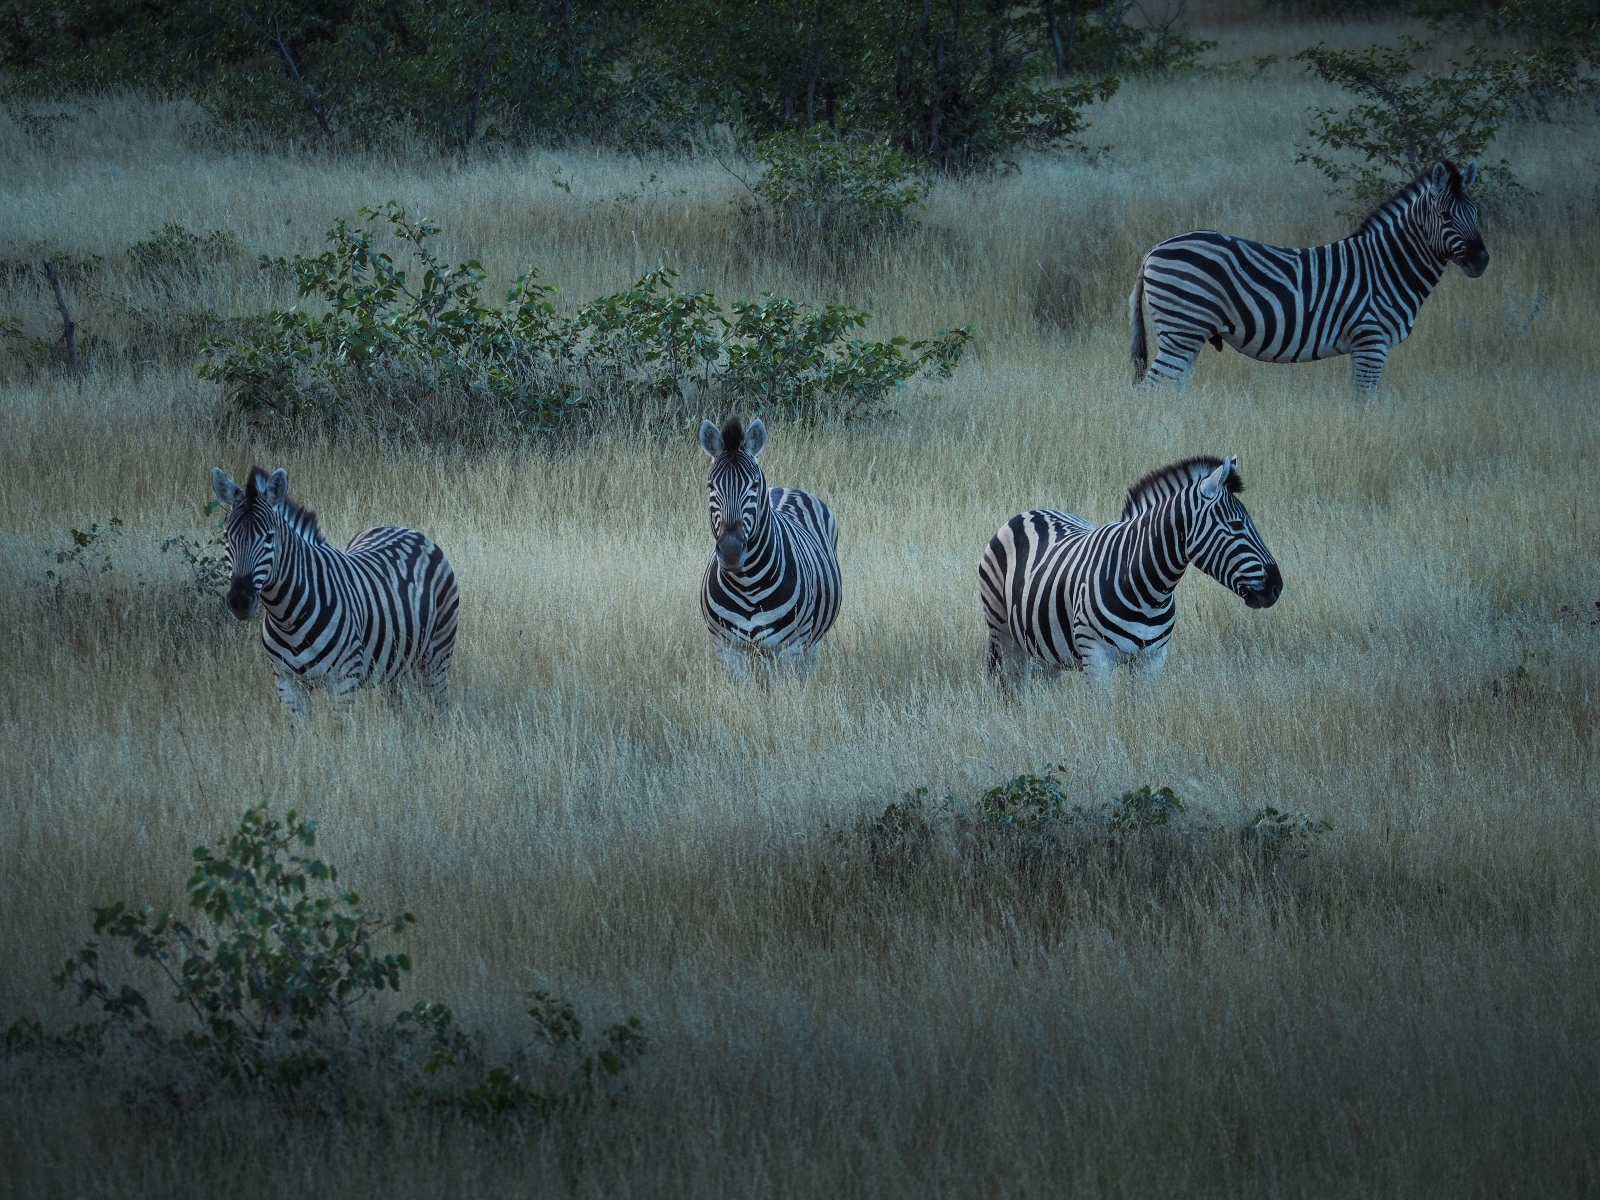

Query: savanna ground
[[2, 7, 1599, 1197]]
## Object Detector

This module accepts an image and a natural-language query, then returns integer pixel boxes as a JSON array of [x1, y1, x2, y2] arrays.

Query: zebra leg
[[1350, 344, 1389, 395], [986, 633, 1031, 688], [418, 642, 452, 705], [775, 644, 819, 676], [419, 661, 450, 705], [714, 641, 751, 680], [1147, 331, 1205, 389], [325, 671, 361, 713], [272, 670, 311, 718], [1134, 643, 1169, 683], [1077, 638, 1117, 682]]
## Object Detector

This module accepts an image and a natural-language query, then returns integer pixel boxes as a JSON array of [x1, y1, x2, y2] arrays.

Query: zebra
[[211, 466, 459, 714], [979, 456, 1281, 683], [1130, 160, 1489, 393], [700, 415, 842, 674]]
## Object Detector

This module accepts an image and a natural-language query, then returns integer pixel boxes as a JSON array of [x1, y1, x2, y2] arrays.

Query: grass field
[[2, 10, 1598, 1197]]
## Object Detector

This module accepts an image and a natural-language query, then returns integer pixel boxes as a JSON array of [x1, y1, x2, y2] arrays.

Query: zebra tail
[[1129, 270, 1149, 385]]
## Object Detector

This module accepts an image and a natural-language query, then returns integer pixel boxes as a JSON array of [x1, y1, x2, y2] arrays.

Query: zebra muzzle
[[1243, 564, 1283, 609], [716, 532, 746, 571], [226, 582, 259, 620]]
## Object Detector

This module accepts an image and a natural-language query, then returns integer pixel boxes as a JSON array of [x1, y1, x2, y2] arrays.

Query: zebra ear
[[700, 419, 722, 458], [1199, 458, 1231, 501], [746, 418, 767, 459], [1429, 161, 1450, 188], [262, 468, 288, 507], [212, 468, 242, 507], [1461, 161, 1479, 190]]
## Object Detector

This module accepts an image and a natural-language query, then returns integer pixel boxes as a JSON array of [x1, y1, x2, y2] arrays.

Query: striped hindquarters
[[980, 508, 1100, 671], [268, 526, 458, 696]]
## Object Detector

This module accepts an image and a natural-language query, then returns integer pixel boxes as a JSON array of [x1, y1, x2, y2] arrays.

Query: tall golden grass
[[2, 13, 1597, 1196]]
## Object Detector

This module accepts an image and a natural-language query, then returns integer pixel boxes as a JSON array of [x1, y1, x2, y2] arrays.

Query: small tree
[[20, 804, 646, 1118], [1294, 35, 1578, 209], [748, 128, 929, 249]]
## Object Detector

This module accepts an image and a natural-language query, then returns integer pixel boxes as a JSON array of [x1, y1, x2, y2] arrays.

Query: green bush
[[126, 222, 243, 283], [1239, 806, 1333, 858], [861, 769, 1191, 846], [748, 129, 928, 251], [1294, 35, 1580, 210], [1106, 784, 1185, 831], [198, 201, 971, 441], [852, 770, 1332, 871], [9, 805, 645, 1120]]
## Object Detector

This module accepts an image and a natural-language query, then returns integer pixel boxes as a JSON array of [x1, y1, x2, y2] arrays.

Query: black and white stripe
[[699, 416, 841, 672], [979, 457, 1281, 682], [1130, 160, 1489, 393], [212, 466, 459, 713]]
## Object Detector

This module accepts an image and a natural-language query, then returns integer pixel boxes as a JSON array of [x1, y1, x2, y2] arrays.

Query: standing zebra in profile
[[700, 415, 841, 674], [980, 457, 1281, 684], [212, 466, 459, 714], [1130, 160, 1489, 393]]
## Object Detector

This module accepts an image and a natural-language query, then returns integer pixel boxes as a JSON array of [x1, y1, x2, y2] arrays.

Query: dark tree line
[[0, 0, 1209, 168]]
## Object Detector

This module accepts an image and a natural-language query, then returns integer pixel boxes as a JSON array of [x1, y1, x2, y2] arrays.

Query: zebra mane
[[718, 414, 746, 457], [1121, 456, 1242, 521], [247, 466, 326, 544], [1353, 160, 1461, 237]]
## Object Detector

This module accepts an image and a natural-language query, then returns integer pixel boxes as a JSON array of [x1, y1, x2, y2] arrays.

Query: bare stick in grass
[[42, 259, 79, 379]]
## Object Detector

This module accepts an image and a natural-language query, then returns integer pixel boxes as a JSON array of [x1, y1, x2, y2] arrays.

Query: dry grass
[[2, 17, 1599, 1197]]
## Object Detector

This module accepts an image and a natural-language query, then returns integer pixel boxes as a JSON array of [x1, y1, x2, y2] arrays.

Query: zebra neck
[[720, 499, 784, 587], [1128, 502, 1194, 603], [1353, 207, 1448, 310], [259, 515, 332, 629]]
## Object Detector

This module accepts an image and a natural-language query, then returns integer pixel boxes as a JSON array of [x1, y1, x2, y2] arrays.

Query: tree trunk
[[1044, 0, 1067, 77]]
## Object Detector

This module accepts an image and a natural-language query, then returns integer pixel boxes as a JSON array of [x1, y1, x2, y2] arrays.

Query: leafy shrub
[[10, 805, 644, 1120], [198, 202, 971, 441], [1106, 784, 1185, 831], [852, 770, 1334, 872], [126, 222, 242, 283], [1240, 806, 1333, 858], [747, 129, 928, 251], [1293, 36, 1580, 209], [860, 768, 1190, 848], [1073, 2, 1216, 76], [979, 768, 1079, 829]]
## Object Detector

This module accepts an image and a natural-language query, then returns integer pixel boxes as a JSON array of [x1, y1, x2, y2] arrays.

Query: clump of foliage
[[746, 129, 928, 251], [126, 223, 242, 283], [0, 0, 631, 156], [865, 769, 1193, 845], [7, 805, 645, 1121], [1240, 806, 1333, 859], [978, 768, 1080, 829], [645, 0, 1121, 172], [1106, 783, 1185, 831], [198, 202, 970, 441], [1293, 35, 1581, 209], [853, 768, 1331, 869], [42, 517, 124, 593], [1057, 1, 1215, 77]]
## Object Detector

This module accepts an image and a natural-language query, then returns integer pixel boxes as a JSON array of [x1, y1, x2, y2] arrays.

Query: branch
[[42, 260, 79, 379]]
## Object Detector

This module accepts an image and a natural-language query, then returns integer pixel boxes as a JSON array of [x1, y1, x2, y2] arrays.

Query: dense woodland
[[1, 0, 1593, 167]]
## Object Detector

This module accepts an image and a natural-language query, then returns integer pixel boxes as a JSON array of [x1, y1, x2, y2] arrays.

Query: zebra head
[[212, 466, 287, 620], [700, 415, 768, 572], [1184, 458, 1282, 610], [1425, 160, 1489, 278]]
